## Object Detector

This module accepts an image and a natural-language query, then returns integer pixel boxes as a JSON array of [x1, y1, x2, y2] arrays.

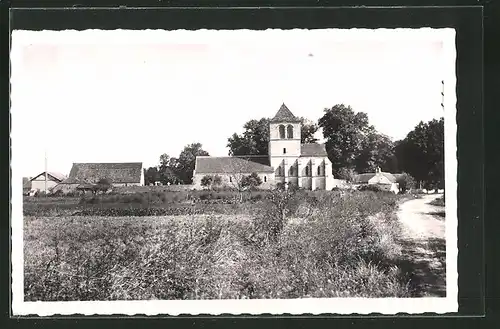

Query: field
[[24, 188, 417, 301]]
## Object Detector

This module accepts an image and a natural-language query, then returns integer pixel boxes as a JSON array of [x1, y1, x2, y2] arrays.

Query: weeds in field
[[25, 190, 410, 300]]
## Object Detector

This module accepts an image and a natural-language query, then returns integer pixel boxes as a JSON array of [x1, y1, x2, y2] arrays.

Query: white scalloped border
[[11, 27, 458, 316]]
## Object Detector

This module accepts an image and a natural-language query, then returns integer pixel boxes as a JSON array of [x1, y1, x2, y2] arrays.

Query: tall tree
[[299, 117, 319, 143], [144, 167, 160, 186], [227, 117, 319, 156], [425, 118, 445, 189], [177, 143, 210, 184], [318, 104, 374, 175], [354, 132, 397, 173], [395, 118, 444, 189], [158, 153, 181, 184]]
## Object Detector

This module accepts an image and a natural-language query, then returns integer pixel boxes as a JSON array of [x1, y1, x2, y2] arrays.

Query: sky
[[11, 29, 450, 177]]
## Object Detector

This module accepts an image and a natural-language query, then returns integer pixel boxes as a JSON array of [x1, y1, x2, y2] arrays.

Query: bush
[[358, 184, 382, 192], [241, 173, 262, 190], [396, 173, 416, 193], [34, 190, 47, 197], [50, 190, 64, 197], [429, 195, 445, 207]]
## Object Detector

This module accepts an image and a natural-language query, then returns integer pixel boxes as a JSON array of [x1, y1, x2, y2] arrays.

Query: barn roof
[[270, 103, 301, 123], [60, 162, 143, 184], [195, 156, 274, 174], [300, 143, 328, 157], [30, 172, 67, 182], [353, 172, 397, 184]]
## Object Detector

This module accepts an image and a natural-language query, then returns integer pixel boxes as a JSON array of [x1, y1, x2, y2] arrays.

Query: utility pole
[[441, 80, 444, 111], [44, 150, 48, 195]]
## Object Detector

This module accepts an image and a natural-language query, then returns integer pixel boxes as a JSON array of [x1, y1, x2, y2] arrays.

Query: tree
[[241, 172, 262, 190], [227, 118, 270, 156], [319, 104, 374, 175], [212, 175, 222, 189], [158, 154, 181, 184], [299, 117, 319, 143], [144, 167, 160, 186], [177, 143, 210, 184], [94, 178, 112, 193], [200, 175, 213, 189], [354, 132, 397, 173], [337, 168, 356, 182], [396, 172, 416, 193], [227, 117, 319, 156], [395, 118, 444, 189]]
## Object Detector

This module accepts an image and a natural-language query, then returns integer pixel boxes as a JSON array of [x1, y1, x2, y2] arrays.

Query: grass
[[24, 189, 413, 301]]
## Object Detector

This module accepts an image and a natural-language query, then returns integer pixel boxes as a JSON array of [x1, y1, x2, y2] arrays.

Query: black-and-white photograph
[[11, 28, 457, 315]]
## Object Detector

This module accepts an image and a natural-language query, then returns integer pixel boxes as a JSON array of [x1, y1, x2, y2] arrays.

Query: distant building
[[193, 104, 335, 190], [353, 167, 399, 193], [53, 162, 144, 193], [25, 172, 66, 194]]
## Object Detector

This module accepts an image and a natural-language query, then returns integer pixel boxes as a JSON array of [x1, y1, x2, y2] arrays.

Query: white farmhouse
[[353, 167, 400, 194]]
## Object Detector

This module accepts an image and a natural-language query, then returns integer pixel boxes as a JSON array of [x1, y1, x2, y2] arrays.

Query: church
[[193, 104, 335, 190]]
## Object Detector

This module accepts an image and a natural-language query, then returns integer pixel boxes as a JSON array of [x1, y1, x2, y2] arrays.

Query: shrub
[[34, 190, 47, 197], [95, 178, 113, 193], [241, 173, 262, 190], [51, 190, 64, 197], [396, 172, 416, 193], [253, 185, 300, 242], [200, 175, 213, 189], [429, 195, 445, 207], [358, 184, 382, 192]]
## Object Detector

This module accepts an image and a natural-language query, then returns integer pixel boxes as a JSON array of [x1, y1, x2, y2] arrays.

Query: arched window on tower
[[287, 125, 294, 139], [317, 166, 321, 176], [277, 166, 282, 176], [305, 166, 309, 176], [279, 125, 286, 139]]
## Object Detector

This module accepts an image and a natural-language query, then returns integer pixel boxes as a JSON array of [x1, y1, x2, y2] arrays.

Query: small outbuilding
[[25, 172, 66, 195], [353, 167, 400, 194]]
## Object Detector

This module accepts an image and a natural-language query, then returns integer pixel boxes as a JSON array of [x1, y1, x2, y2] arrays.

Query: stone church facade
[[193, 104, 335, 190]]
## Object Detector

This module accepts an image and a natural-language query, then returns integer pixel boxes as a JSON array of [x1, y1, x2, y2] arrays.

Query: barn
[[53, 162, 144, 193], [25, 172, 66, 195]]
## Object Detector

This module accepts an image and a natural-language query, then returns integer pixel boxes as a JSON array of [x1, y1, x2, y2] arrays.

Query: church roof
[[270, 103, 301, 123], [300, 143, 328, 157], [195, 156, 274, 174]]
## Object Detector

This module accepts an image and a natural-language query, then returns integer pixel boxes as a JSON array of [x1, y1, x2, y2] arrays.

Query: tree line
[[144, 104, 444, 190]]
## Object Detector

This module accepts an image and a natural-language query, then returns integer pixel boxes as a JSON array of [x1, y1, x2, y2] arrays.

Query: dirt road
[[396, 194, 446, 297]]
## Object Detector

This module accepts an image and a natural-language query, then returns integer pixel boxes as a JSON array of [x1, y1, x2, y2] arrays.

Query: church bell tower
[[268, 103, 302, 179]]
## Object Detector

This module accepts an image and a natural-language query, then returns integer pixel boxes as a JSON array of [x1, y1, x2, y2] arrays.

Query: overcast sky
[[11, 29, 449, 177]]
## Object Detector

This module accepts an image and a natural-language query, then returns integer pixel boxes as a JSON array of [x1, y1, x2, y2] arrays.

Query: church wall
[[269, 140, 301, 158], [192, 172, 275, 190], [287, 177, 299, 186], [301, 177, 312, 190], [314, 177, 326, 190]]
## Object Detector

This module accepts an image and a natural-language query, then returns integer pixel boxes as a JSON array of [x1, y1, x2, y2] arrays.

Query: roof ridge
[[74, 162, 143, 164], [198, 155, 268, 158]]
